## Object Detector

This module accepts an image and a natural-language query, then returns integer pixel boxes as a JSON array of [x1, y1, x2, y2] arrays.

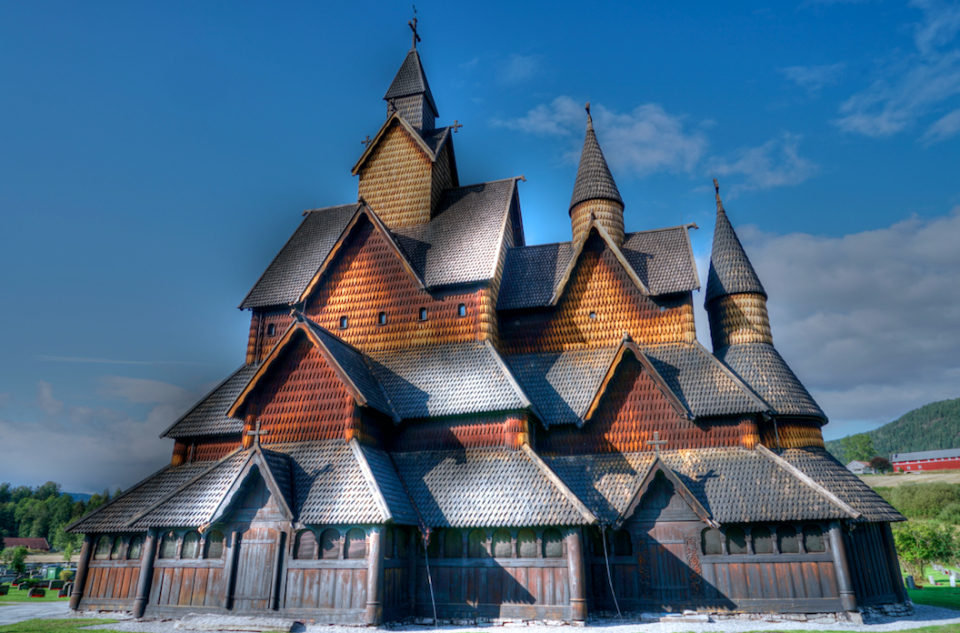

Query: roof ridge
[[443, 176, 523, 191], [302, 201, 362, 216], [756, 444, 861, 519], [66, 463, 174, 533], [520, 443, 598, 525]]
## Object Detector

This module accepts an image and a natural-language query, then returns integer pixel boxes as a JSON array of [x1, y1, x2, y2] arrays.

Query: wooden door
[[233, 526, 278, 612]]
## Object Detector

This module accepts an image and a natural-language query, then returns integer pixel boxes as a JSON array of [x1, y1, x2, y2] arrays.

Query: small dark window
[[346, 528, 366, 559], [339, 316, 348, 329], [205, 530, 225, 559], [128, 536, 143, 560], [543, 528, 564, 558], [426, 531, 440, 559], [752, 526, 773, 554], [517, 529, 537, 558], [418, 307, 428, 321], [320, 529, 341, 560], [778, 526, 799, 554], [378, 311, 387, 326], [701, 528, 722, 555], [396, 527, 408, 559], [110, 536, 124, 560], [295, 530, 317, 560], [444, 529, 463, 559], [613, 530, 632, 556], [94, 536, 111, 560], [589, 311, 597, 320], [588, 528, 605, 556], [383, 528, 395, 559], [267, 323, 276, 336], [492, 529, 512, 558], [726, 526, 747, 555], [159, 531, 179, 559], [468, 529, 488, 558], [457, 303, 467, 317], [803, 525, 825, 553], [182, 531, 201, 559]]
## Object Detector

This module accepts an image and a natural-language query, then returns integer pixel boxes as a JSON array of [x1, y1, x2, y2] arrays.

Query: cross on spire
[[714, 178, 725, 213], [647, 431, 668, 458], [361, 135, 373, 149], [452, 120, 462, 133], [408, 6, 420, 50], [247, 420, 268, 448]]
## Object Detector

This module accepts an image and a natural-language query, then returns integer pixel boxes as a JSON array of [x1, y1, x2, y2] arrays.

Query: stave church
[[68, 21, 907, 624]]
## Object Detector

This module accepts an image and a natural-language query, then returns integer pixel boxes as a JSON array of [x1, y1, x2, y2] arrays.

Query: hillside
[[826, 397, 960, 461]]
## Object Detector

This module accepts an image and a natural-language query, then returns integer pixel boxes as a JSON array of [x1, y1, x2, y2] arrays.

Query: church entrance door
[[233, 526, 278, 612]]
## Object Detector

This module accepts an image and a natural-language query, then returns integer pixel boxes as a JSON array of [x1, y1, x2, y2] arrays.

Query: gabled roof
[[352, 114, 451, 176], [617, 458, 717, 529], [891, 447, 960, 462], [384, 48, 438, 117], [570, 107, 622, 210], [367, 341, 531, 420], [716, 342, 826, 421], [161, 364, 256, 439], [497, 225, 699, 311], [392, 445, 596, 528], [228, 316, 397, 421], [705, 183, 766, 305], [241, 203, 359, 309]]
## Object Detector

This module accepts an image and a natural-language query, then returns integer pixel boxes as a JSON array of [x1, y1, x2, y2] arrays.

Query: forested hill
[[825, 397, 960, 460]]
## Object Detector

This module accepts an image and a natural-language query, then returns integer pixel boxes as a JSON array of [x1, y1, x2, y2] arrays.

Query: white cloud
[[780, 63, 846, 93], [36, 380, 63, 417], [493, 96, 584, 137], [707, 133, 819, 195], [835, 1, 960, 140], [922, 107, 960, 142], [696, 207, 960, 436]]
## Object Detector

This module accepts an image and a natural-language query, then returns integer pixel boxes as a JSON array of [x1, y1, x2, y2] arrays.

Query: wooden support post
[[881, 522, 908, 602], [408, 529, 418, 615], [567, 528, 587, 621], [132, 529, 157, 618], [365, 526, 384, 625], [269, 530, 285, 610], [69, 534, 94, 611], [223, 530, 240, 610], [829, 520, 858, 612]]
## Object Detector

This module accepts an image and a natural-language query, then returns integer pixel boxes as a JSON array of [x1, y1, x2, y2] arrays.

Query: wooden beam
[[365, 526, 384, 625], [829, 520, 858, 612], [756, 444, 862, 519], [520, 443, 598, 525], [566, 528, 587, 621], [132, 529, 157, 618]]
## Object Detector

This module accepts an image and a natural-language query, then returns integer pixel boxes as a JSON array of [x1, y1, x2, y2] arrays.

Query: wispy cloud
[[36, 355, 208, 365], [707, 133, 819, 195], [780, 63, 846, 93], [835, 0, 960, 141], [36, 381, 64, 418], [922, 107, 960, 142], [499, 54, 541, 86]]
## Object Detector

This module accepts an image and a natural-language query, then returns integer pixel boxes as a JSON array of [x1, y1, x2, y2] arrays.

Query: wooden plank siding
[[843, 522, 898, 605]]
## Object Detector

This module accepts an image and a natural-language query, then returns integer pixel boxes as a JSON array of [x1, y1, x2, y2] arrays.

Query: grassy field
[[0, 620, 117, 632], [860, 472, 960, 488], [0, 585, 69, 604]]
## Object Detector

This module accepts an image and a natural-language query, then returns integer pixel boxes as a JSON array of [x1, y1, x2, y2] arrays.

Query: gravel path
[[52, 604, 960, 633], [0, 600, 71, 625]]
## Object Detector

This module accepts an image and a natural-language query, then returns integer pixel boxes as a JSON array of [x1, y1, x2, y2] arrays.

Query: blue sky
[[2, 0, 959, 492]]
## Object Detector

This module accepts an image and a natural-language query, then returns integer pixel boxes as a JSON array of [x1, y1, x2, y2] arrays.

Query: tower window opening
[[418, 307, 428, 321], [339, 316, 349, 330], [457, 303, 467, 317], [378, 312, 387, 326], [267, 323, 276, 336], [589, 311, 597, 320]]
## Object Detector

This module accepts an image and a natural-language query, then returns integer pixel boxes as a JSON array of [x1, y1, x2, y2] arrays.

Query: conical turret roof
[[569, 105, 622, 211], [384, 49, 438, 117], [705, 182, 767, 304]]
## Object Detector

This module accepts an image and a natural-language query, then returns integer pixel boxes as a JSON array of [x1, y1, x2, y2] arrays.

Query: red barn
[[890, 449, 960, 472]]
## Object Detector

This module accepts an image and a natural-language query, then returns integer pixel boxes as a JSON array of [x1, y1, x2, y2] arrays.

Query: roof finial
[[713, 178, 725, 214], [408, 6, 420, 50], [585, 102, 593, 130]]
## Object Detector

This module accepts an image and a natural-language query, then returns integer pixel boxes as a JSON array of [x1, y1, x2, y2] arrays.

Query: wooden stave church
[[66, 30, 907, 624]]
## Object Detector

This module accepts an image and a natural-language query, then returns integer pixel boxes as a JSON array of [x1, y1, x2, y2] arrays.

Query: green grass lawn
[[0, 620, 117, 632], [909, 586, 960, 610], [0, 585, 70, 604]]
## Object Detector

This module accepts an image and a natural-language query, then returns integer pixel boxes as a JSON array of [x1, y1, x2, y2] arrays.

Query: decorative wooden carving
[[635, 534, 652, 599], [684, 536, 702, 597]]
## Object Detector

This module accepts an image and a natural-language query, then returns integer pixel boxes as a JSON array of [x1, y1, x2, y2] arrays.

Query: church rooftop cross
[[647, 431, 668, 458], [408, 13, 420, 50], [248, 420, 268, 447]]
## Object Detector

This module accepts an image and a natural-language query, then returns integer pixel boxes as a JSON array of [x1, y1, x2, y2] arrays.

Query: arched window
[[383, 528, 395, 559], [752, 526, 773, 554], [345, 528, 367, 559], [587, 528, 605, 556], [468, 529, 488, 558], [444, 529, 463, 559], [613, 530, 632, 556], [320, 529, 341, 560], [159, 531, 179, 559], [726, 526, 747, 555], [94, 535, 111, 560], [517, 529, 537, 558], [803, 525, 825, 553], [425, 531, 440, 559], [701, 528, 722, 555], [418, 307, 428, 321], [378, 312, 387, 326], [128, 536, 143, 560], [205, 530, 225, 559], [457, 304, 467, 317], [339, 316, 348, 330], [295, 530, 317, 560], [777, 526, 799, 554], [110, 536, 124, 560], [181, 531, 201, 559], [267, 323, 276, 336], [543, 528, 563, 558], [492, 529, 512, 558]]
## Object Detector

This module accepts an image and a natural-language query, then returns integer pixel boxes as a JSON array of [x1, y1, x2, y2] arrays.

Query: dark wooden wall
[[843, 522, 901, 605]]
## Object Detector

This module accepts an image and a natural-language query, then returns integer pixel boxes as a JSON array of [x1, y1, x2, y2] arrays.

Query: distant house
[[890, 448, 960, 472], [3, 538, 50, 552], [846, 460, 875, 475]]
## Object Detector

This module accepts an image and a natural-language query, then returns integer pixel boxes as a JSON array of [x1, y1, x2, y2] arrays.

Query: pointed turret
[[383, 28, 438, 130], [705, 180, 772, 350], [569, 104, 625, 245]]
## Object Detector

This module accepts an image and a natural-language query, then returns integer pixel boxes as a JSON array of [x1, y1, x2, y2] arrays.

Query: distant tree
[[0, 533, 4, 551], [893, 522, 956, 580], [842, 434, 876, 463], [0, 483, 10, 504], [0, 545, 28, 574], [878, 483, 960, 518], [870, 456, 893, 473]]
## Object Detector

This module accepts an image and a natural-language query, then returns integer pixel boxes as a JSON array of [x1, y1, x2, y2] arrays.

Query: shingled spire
[[705, 180, 772, 350], [569, 103, 625, 245], [383, 23, 438, 130]]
